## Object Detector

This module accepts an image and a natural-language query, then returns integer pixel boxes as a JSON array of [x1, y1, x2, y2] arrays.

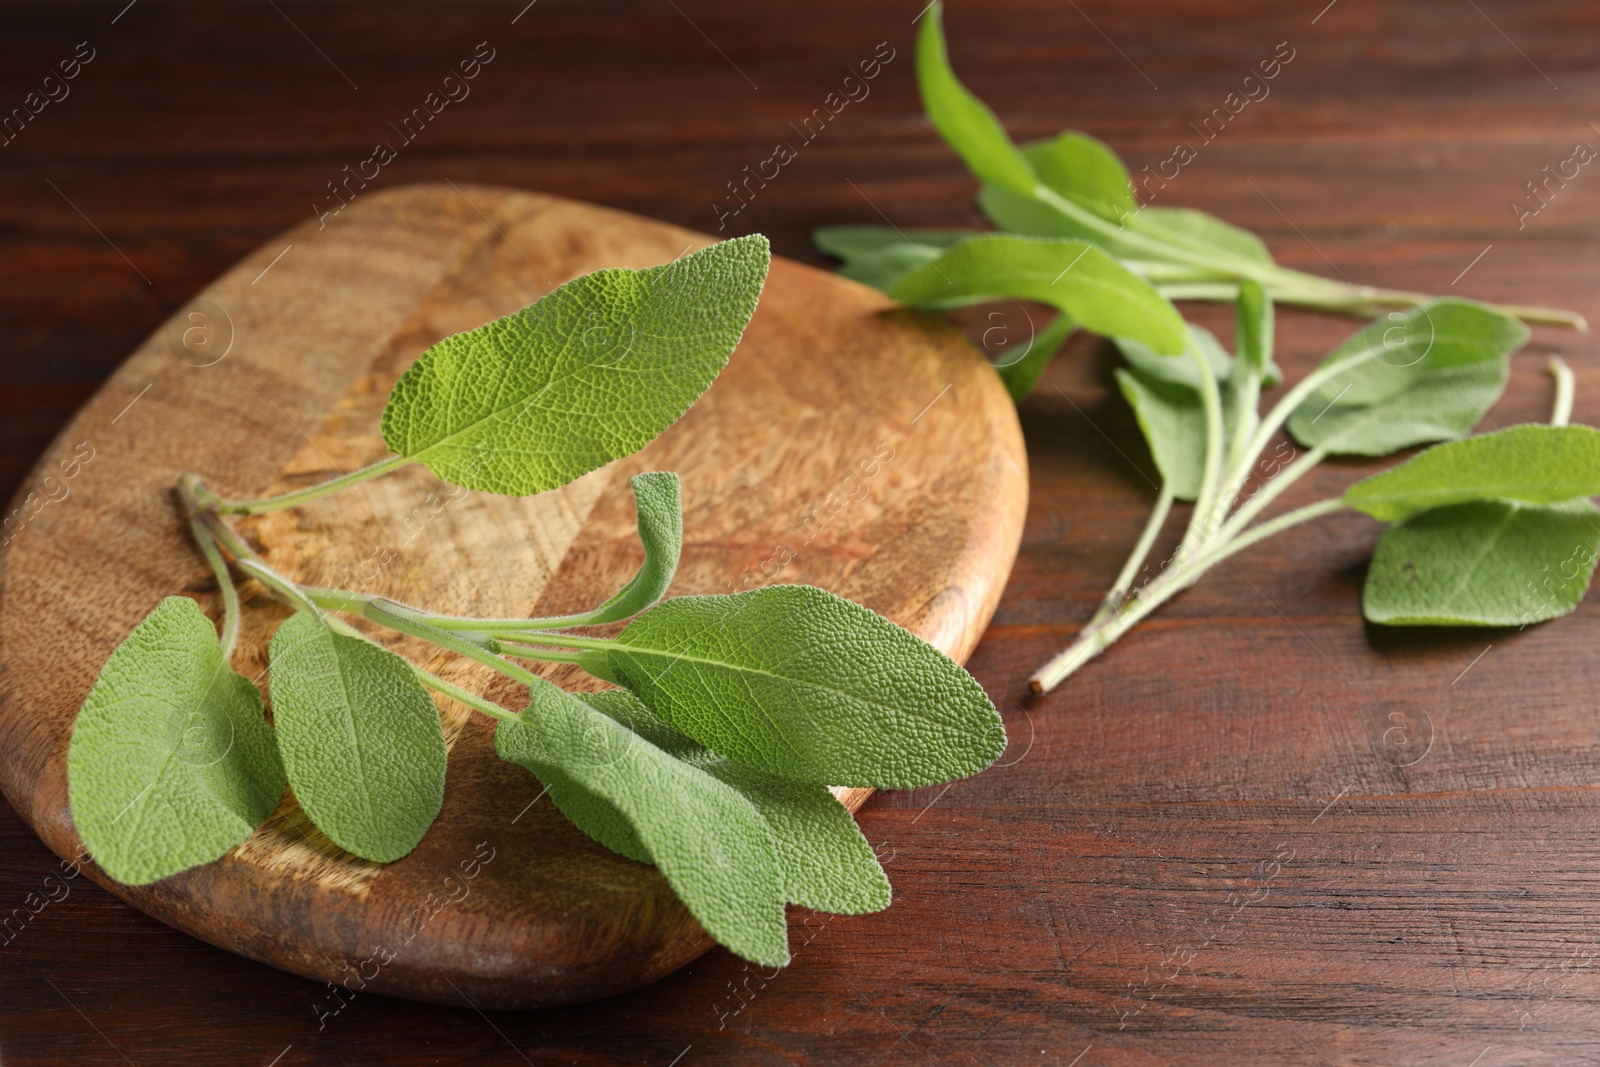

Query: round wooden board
[[0, 183, 1026, 1009]]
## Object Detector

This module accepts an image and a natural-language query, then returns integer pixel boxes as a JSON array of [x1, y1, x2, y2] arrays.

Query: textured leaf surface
[[1022, 133, 1136, 221], [267, 612, 446, 863], [529, 690, 890, 913], [67, 596, 284, 885], [1287, 301, 1525, 456], [916, 2, 1036, 196], [891, 235, 1186, 356], [381, 235, 770, 495], [1364, 499, 1600, 626], [588, 585, 1006, 789], [581, 471, 683, 624], [812, 227, 973, 292], [1345, 424, 1600, 522], [495, 678, 790, 967]]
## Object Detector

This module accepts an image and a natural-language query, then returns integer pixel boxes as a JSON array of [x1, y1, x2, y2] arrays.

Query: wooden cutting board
[[0, 184, 1026, 1009]]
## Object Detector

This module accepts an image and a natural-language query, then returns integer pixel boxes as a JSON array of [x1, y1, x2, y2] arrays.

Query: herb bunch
[[66, 235, 1007, 968], [817, 3, 1600, 693]]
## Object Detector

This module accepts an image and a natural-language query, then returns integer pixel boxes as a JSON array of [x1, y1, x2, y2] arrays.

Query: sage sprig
[[65, 235, 1007, 968], [817, 1, 1585, 403], [1030, 294, 1600, 692], [815, 3, 1600, 692]]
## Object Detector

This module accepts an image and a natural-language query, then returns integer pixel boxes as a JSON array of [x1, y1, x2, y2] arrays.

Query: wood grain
[[6, 0, 1600, 1062], [0, 183, 1027, 1007]]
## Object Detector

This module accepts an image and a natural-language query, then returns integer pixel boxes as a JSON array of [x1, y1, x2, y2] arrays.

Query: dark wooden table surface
[[6, 1, 1600, 1063]]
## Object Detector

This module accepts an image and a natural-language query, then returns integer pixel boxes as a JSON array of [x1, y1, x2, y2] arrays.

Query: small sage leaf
[[580, 471, 683, 624], [267, 611, 446, 863], [591, 585, 1006, 789], [1287, 301, 1526, 456], [67, 596, 285, 885], [1022, 132, 1137, 222], [1364, 499, 1600, 626], [496, 677, 790, 967], [891, 234, 1187, 356], [1345, 424, 1600, 522], [381, 235, 770, 496], [916, 1, 1037, 197]]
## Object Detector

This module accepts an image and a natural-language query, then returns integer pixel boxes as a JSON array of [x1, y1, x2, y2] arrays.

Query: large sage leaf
[[1287, 301, 1526, 456], [496, 677, 790, 967], [1345, 424, 1600, 522], [581, 585, 1005, 790], [916, 1, 1036, 197], [891, 235, 1187, 356], [268, 611, 446, 863], [67, 596, 285, 884], [381, 235, 770, 495], [1364, 499, 1600, 626], [533, 690, 891, 914]]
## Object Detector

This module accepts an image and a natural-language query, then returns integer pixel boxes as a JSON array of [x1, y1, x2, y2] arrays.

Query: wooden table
[[4, 1, 1599, 1063]]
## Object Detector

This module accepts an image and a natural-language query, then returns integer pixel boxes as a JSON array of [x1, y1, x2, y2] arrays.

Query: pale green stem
[[495, 642, 587, 664], [215, 454, 412, 515], [1088, 482, 1175, 628], [360, 597, 550, 689], [186, 516, 242, 660], [1174, 330, 1227, 567], [1212, 444, 1329, 549], [1549, 355, 1575, 426], [1030, 496, 1348, 693]]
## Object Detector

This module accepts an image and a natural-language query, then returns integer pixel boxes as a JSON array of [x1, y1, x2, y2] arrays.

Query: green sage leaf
[[1125, 207, 1274, 266], [1023, 132, 1137, 222], [539, 690, 890, 914], [1345, 424, 1600, 522], [67, 596, 285, 885], [1287, 300, 1526, 456], [891, 234, 1187, 356], [381, 235, 770, 496], [579, 471, 683, 624], [581, 585, 1005, 790], [813, 227, 974, 292], [916, 1, 1037, 197], [267, 611, 446, 863], [495, 677, 790, 967], [1115, 369, 1210, 500], [1363, 499, 1600, 626], [1235, 279, 1273, 380]]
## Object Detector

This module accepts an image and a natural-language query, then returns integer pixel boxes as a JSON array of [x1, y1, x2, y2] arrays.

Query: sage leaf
[[916, 1, 1037, 197], [1287, 300, 1526, 456], [381, 235, 770, 496], [693, 755, 891, 915], [1345, 424, 1600, 522], [1115, 369, 1210, 500], [582, 585, 1005, 790], [1124, 207, 1274, 266], [1023, 132, 1137, 222], [1364, 499, 1600, 626], [67, 596, 285, 885], [496, 677, 789, 967], [813, 227, 974, 292], [1235, 279, 1274, 380], [267, 611, 446, 863], [891, 235, 1187, 356], [579, 471, 683, 625], [536, 690, 890, 914]]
